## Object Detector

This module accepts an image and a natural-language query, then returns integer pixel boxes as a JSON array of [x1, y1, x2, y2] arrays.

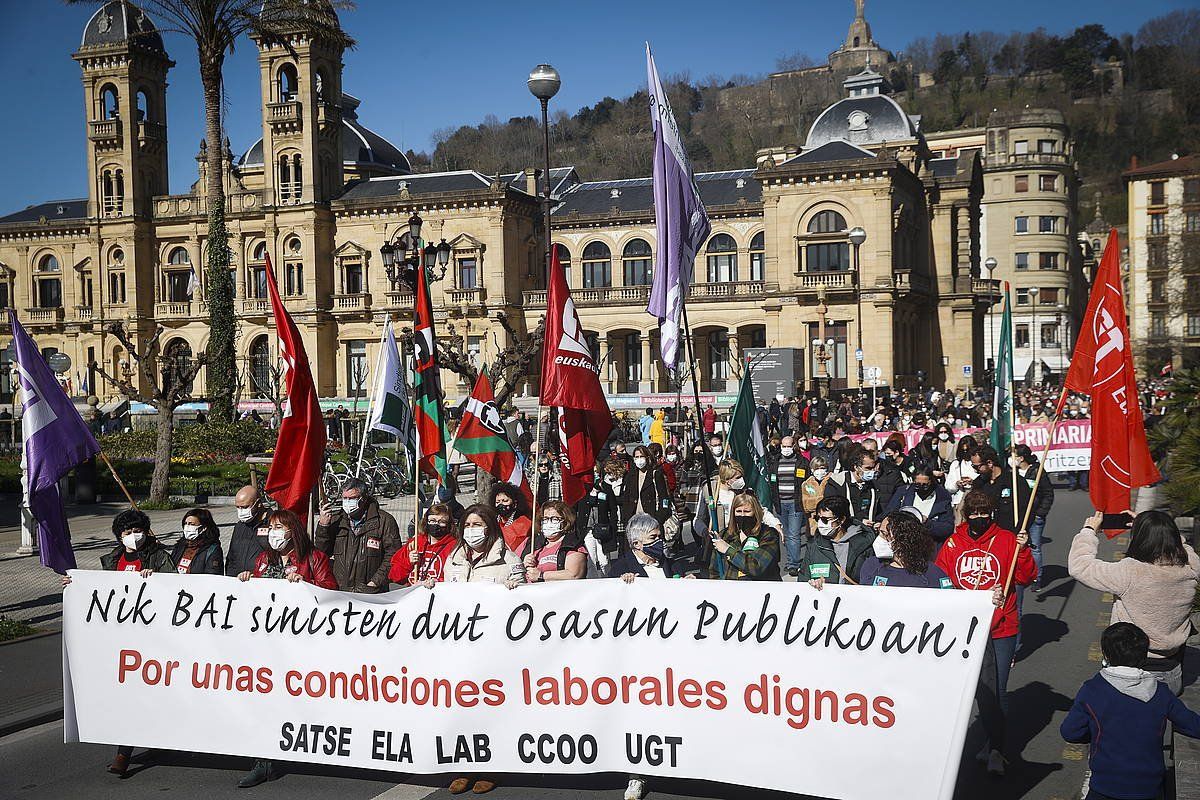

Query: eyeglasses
[[543, 515, 564, 522]]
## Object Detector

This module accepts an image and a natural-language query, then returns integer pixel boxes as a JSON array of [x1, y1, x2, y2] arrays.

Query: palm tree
[[70, 0, 353, 422], [1146, 367, 1200, 515]]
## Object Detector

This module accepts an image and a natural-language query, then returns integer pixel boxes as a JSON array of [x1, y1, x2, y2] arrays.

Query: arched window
[[749, 232, 765, 282], [35, 253, 62, 308], [705, 233, 738, 282], [252, 242, 268, 261], [279, 154, 302, 203], [168, 247, 190, 265], [315, 69, 327, 100], [101, 168, 124, 215], [283, 237, 303, 296], [553, 245, 571, 288], [99, 85, 119, 120], [807, 210, 847, 234], [162, 340, 194, 395], [622, 239, 653, 286], [39, 255, 60, 272], [108, 248, 126, 304], [249, 335, 271, 398], [135, 89, 150, 122], [581, 242, 612, 289], [277, 64, 298, 102]]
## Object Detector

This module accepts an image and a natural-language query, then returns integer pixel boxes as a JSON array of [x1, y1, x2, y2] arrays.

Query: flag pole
[[680, 301, 720, 534], [527, 404, 548, 558], [1005, 285, 1021, 551], [98, 450, 138, 509]]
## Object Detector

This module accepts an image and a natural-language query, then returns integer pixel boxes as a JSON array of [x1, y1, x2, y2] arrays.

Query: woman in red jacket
[[237, 508, 337, 589], [935, 489, 1036, 778]]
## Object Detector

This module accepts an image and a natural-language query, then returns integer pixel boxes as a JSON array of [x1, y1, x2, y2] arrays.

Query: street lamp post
[[848, 226, 866, 390], [983, 256, 998, 390], [1029, 285, 1039, 387], [527, 64, 561, 278], [379, 213, 452, 290]]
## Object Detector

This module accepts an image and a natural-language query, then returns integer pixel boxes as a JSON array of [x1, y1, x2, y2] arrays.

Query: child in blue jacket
[[1061, 622, 1200, 800]]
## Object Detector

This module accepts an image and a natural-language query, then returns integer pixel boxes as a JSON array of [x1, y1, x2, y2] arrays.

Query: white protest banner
[[63, 572, 993, 800]]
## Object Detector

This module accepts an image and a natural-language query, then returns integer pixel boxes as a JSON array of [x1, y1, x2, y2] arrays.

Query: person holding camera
[[315, 478, 401, 593]]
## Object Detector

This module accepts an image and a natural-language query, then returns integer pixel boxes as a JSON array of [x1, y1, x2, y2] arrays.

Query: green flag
[[990, 287, 1014, 453], [728, 363, 772, 510]]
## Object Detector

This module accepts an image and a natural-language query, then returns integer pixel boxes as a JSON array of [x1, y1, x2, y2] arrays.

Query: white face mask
[[633, 457, 647, 470], [816, 520, 835, 537], [859, 469, 877, 483], [938, 432, 950, 441], [121, 532, 144, 550], [812, 468, 829, 480], [711, 446, 724, 458], [727, 477, 746, 491], [666, 454, 678, 463], [342, 497, 361, 515], [463, 525, 488, 549], [605, 476, 622, 487], [182, 525, 202, 541], [541, 519, 564, 539], [872, 535, 894, 559], [268, 528, 290, 551], [236, 506, 255, 523], [781, 447, 795, 457]]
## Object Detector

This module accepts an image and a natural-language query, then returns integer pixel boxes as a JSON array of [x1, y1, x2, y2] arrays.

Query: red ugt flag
[[541, 245, 613, 505], [263, 254, 327, 516], [1064, 229, 1160, 515]]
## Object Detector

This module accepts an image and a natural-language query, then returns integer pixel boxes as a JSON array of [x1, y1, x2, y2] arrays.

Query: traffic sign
[[864, 366, 882, 380], [962, 365, 973, 377], [855, 349, 864, 361]]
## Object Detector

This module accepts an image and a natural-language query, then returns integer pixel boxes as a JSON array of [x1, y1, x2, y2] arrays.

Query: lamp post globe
[[847, 226, 867, 247], [983, 256, 997, 278], [527, 64, 561, 101]]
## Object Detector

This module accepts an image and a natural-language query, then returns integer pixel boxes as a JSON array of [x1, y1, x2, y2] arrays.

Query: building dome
[[238, 94, 410, 174], [803, 68, 917, 151], [80, 1, 165, 53]]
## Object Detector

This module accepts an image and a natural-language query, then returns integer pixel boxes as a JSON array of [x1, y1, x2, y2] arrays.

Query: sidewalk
[[0, 632, 63, 738]]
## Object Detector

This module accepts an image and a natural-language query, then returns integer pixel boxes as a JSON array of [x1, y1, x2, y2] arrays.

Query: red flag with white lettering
[[1064, 229, 1160, 515], [263, 254, 327, 517], [540, 245, 613, 505]]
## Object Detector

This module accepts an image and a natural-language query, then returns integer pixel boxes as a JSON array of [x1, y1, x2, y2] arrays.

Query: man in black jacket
[[224, 485, 269, 576], [823, 448, 880, 529], [971, 445, 1034, 535], [1015, 444, 1054, 591]]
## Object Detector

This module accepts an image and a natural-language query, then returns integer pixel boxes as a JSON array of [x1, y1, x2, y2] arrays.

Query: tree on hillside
[[71, 0, 354, 424]]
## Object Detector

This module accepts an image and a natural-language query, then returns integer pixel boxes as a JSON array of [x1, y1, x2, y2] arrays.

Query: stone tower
[[828, 0, 894, 74]]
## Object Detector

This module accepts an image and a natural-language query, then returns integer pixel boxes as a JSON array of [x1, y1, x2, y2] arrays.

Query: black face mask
[[734, 515, 756, 532], [495, 503, 513, 516], [425, 522, 448, 539], [914, 484, 934, 499], [642, 540, 666, 561], [967, 517, 991, 537]]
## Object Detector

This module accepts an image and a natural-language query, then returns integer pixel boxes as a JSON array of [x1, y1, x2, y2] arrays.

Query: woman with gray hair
[[608, 513, 686, 582]]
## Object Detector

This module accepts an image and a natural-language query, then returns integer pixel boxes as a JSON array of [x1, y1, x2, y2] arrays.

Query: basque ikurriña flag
[[646, 44, 710, 372], [262, 254, 326, 517], [9, 309, 100, 573], [413, 260, 449, 484], [1064, 228, 1160, 517], [541, 245, 613, 505], [453, 368, 531, 500]]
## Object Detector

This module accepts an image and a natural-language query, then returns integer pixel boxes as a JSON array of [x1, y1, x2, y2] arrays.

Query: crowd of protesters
[[63, 376, 1197, 799]]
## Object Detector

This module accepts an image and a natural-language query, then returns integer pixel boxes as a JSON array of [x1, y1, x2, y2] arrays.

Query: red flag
[[453, 369, 532, 500], [1064, 229, 1160, 514], [412, 259, 448, 483], [541, 245, 613, 505], [263, 254, 327, 516]]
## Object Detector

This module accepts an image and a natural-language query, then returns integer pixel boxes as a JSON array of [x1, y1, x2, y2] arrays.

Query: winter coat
[[821, 473, 881, 525], [700, 525, 782, 581], [443, 539, 520, 584], [224, 513, 270, 576], [935, 521, 1037, 639], [799, 523, 874, 585], [608, 550, 686, 579], [971, 468, 1034, 534], [1021, 464, 1055, 519], [872, 460, 909, 509], [620, 466, 673, 526], [388, 533, 458, 584], [170, 531, 224, 575], [1068, 526, 1200, 661], [765, 451, 809, 510], [944, 459, 978, 506], [884, 483, 956, 543], [101, 539, 175, 573], [315, 498, 402, 593], [575, 486, 620, 550], [251, 549, 338, 589]]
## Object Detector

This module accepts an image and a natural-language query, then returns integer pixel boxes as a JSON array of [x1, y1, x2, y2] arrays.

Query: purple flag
[[9, 310, 100, 572], [646, 44, 711, 372]]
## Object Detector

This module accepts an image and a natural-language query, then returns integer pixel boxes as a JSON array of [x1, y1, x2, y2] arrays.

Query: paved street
[[0, 483, 1156, 799]]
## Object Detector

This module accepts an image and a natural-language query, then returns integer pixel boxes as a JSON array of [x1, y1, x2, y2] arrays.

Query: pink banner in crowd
[[849, 420, 1091, 473]]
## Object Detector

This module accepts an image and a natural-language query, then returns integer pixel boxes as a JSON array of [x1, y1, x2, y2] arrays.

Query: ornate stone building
[[0, 1, 997, 408]]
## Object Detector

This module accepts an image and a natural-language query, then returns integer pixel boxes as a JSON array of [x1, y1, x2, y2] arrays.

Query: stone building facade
[[0, 1, 1001, 409]]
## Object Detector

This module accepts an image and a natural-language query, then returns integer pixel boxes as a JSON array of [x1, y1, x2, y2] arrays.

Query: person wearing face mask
[[766, 434, 809, 578], [823, 447, 881, 530], [1013, 444, 1054, 593], [224, 484, 269, 577], [534, 453, 561, 506], [874, 435, 912, 509], [884, 467, 955, 544], [621, 445, 672, 531], [170, 508, 224, 575], [315, 479, 401, 594], [970, 445, 1033, 535], [609, 440, 634, 474], [524, 501, 587, 581], [799, 455, 833, 559], [706, 433, 726, 465], [855, 510, 951, 588], [443, 505, 521, 585], [807, 427, 834, 470], [575, 462, 623, 576], [700, 493, 781, 581], [488, 482, 533, 557], [933, 423, 957, 474], [935, 490, 1035, 776], [659, 444, 680, 493], [945, 435, 979, 508], [388, 504, 458, 585], [611, 513, 684, 582], [801, 496, 873, 586]]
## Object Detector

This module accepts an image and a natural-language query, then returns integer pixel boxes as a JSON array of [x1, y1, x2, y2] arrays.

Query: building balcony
[[267, 101, 302, 133], [330, 293, 371, 314], [797, 271, 856, 293], [88, 119, 121, 144], [973, 278, 1003, 304], [891, 270, 931, 295], [74, 306, 95, 322], [1146, 225, 1168, 238], [688, 281, 766, 300], [154, 301, 200, 320], [136, 120, 166, 143], [448, 287, 487, 306], [24, 307, 64, 325], [240, 298, 270, 316], [985, 151, 1070, 168], [317, 101, 341, 129], [381, 289, 415, 309]]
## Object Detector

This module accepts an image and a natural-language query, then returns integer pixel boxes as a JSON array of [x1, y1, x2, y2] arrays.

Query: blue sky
[[0, 0, 1192, 212]]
